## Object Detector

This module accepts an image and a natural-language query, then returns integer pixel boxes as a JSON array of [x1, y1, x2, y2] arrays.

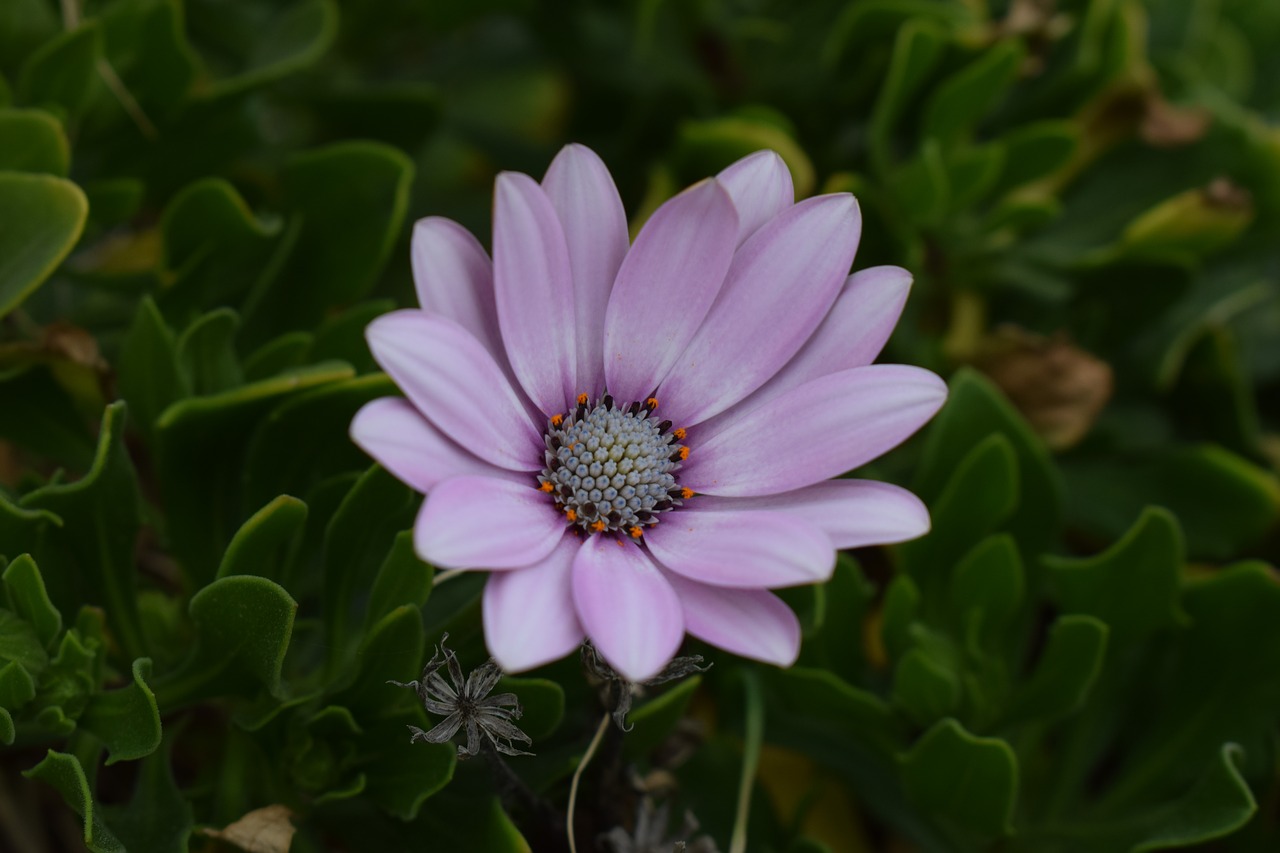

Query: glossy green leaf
[[1003, 615, 1108, 727], [243, 331, 314, 381], [901, 718, 1017, 838], [0, 171, 88, 318], [765, 667, 903, 760], [1046, 507, 1186, 644], [994, 120, 1078, 194], [1128, 744, 1257, 851], [365, 530, 433, 631], [16, 21, 101, 115], [880, 573, 921, 664], [118, 296, 190, 440], [2, 554, 62, 648], [202, 0, 338, 98], [411, 789, 528, 850], [950, 535, 1024, 653], [0, 108, 70, 174], [98, 0, 199, 111], [217, 495, 308, 582], [23, 750, 124, 853], [80, 657, 161, 764]]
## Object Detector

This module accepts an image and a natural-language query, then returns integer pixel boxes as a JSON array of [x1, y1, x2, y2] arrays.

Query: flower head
[[353, 144, 946, 681], [391, 635, 532, 759]]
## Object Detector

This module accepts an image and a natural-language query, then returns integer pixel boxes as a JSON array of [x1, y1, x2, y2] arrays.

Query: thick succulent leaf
[[23, 750, 125, 853], [900, 719, 1017, 839], [79, 657, 161, 764], [0, 171, 87, 318], [2, 554, 62, 648], [217, 495, 308, 582], [0, 108, 70, 174], [364, 530, 433, 632]]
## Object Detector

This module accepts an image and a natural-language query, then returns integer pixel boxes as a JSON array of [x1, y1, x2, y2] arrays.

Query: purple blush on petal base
[[353, 144, 947, 681]]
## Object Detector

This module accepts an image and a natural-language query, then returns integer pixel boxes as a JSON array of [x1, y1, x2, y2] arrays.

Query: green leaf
[[176, 308, 243, 396], [102, 732, 194, 853], [0, 365, 94, 468], [624, 674, 702, 760], [949, 535, 1025, 663], [362, 710, 457, 820], [331, 604, 424, 719], [308, 299, 392, 372], [914, 368, 1063, 554], [0, 108, 70, 174], [498, 676, 564, 742], [245, 141, 413, 337], [217, 495, 308, 582], [241, 373, 397, 509], [0, 707, 12, 744], [1128, 744, 1257, 851], [410, 789, 527, 850], [944, 143, 1006, 210], [0, 171, 88, 318], [890, 139, 949, 226], [98, 0, 199, 111], [1066, 445, 1279, 561], [868, 20, 947, 173], [922, 40, 1025, 147], [892, 648, 960, 727], [322, 466, 415, 670], [153, 575, 297, 707], [880, 573, 921, 664], [23, 750, 125, 853], [1045, 507, 1186, 644], [118, 296, 190, 441], [993, 120, 1078, 194], [364, 530, 433, 631], [155, 361, 354, 584], [201, 0, 338, 98], [80, 657, 161, 764], [10, 403, 147, 660], [802, 556, 876, 682], [1003, 615, 1108, 726], [901, 718, 1017, 838], [16, 21, 101, 115], [0, 658, 37, 711], [765, 667, 903, 760], [243, 331, 313, 381], [899, 434, 1019, 599], [3, 554, 63, 648]]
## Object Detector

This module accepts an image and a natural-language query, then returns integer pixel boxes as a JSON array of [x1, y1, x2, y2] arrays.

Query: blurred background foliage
[[1, 0, 1278, 851]]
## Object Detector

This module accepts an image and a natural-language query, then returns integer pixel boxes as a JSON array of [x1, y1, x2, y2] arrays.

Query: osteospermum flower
[[351, 144, 946, 681]]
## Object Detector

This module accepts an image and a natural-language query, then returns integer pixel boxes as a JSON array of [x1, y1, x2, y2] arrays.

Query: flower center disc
[[539, 395, 689, 536]]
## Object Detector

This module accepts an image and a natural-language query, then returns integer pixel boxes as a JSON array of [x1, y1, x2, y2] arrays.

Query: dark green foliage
[[2, 0, 1280, 850]]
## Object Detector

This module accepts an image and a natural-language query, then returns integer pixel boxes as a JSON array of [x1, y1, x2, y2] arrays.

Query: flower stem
[[729, 669, 765, 853], [432, 568, 465, 587], [567, 712, 610, 853]]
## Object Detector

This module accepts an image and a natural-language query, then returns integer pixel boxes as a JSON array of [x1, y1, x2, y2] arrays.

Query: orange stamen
[[539, 481, 554, 493], [565, 508, 577, 523], [673, 427, 687, 440], [645, 397, 659, 409], [550, 413, 564, 427], [677, 446, 690, 461], [628, 526, 643, 538], [591, 520, 607, 533], [680, 487, 694, 500], [577, 393, 589, 405]]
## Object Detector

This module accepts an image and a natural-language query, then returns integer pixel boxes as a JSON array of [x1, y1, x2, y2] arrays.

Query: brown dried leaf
[[1141, 94, 1212, 148], [979, 327, 1113, 451], [202, 805, 296, 853]]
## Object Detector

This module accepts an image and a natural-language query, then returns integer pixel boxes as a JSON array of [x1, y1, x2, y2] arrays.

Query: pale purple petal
[[657, 194, 861, 425], [602, 180, 738, 404], [415, 475, 564, 570], [483, 535, 585, 672], [662, 571, 800, 666], [366, 311, 541, 471], [350, 398, 525, 493], [542, 144, 629, 398], [681, 365, 948, 497], [716, 150, 794, 245], [694, 479, 931, 549], [645, 509, 835, 588], [761, 265, 913, 400], [410, 217, 502, 357], [572, 536, 683, 681], [493, 172, 577, 415]]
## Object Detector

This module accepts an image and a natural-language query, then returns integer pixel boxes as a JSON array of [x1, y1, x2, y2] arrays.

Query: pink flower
[[351, 144, 946, 681]]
